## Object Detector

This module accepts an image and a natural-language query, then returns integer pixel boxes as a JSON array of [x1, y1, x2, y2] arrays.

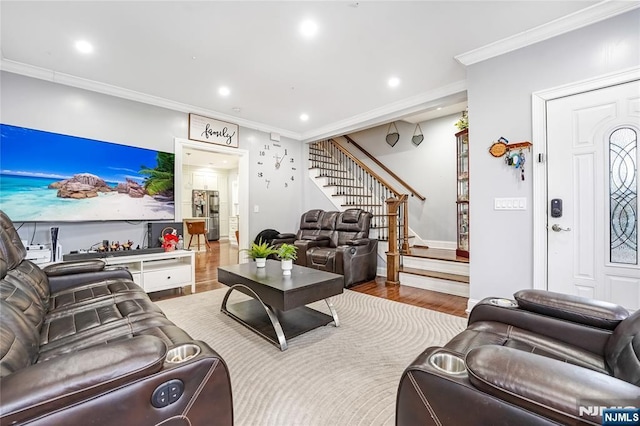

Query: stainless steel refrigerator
[[192, 190, 219, 241]]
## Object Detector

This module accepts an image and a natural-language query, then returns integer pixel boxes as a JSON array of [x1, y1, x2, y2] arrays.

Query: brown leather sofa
[[396, 290, 640, 426], [0, 210, 233, 426], [276, 209, 378, 288]]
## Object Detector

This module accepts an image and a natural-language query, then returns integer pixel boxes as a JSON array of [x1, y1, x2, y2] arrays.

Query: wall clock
[[256, 142, 296, 189]]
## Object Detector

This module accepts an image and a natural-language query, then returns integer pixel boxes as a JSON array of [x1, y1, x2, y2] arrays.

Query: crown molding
[[455, 1, 640, 66], [1, 58, 467, 143], [300, 80, 467, 143], [2, 58, 466, 144], [0, 58, 302, 140]]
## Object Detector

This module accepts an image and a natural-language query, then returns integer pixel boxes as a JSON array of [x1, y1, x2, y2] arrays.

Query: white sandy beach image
[[0, 124, 175, 222], [31, 191, 173, 221]]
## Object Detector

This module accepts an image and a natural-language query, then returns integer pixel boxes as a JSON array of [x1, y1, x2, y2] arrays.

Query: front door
[[546, 80, 640, 310]]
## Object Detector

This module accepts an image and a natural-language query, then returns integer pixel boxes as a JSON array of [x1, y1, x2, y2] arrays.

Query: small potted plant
[[276, 243, 297, 275], [242, 239, 277, 267]]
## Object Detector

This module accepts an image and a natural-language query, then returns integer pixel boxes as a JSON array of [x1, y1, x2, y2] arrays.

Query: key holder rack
[[488, 137, 532, 181]]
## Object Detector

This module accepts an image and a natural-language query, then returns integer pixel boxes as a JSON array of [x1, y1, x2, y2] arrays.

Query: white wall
[[246, 129, 303, 238], [0, 72, 304, 251], [467, 9, 640, 301]]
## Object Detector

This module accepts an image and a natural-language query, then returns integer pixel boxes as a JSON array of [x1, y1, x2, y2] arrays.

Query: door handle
[[551, 224, 571, 232]]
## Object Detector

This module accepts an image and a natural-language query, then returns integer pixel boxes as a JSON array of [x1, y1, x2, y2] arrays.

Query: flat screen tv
[[0, 124, 175, 222]]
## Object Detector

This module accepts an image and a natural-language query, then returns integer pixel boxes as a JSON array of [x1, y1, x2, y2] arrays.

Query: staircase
[[309, 140, 399, 242], [308, 138, 469, 298], [400, 246, 469, 297]]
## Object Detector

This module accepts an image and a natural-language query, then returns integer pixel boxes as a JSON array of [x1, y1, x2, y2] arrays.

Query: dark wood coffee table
[[217, 260, 344, 350]]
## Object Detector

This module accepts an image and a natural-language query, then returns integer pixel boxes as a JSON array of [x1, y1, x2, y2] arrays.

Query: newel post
[[401, 197, 410, 254], [385, 197, 401, 285]]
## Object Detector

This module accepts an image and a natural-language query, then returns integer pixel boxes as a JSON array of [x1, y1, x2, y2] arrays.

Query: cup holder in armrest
[[489, 298, 518, 308], [429, 352, 466, 375], [166, 344, 201, 364]]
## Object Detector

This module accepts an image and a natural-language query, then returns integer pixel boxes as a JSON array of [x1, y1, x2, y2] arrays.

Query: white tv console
[[101, 250, 195, 294]]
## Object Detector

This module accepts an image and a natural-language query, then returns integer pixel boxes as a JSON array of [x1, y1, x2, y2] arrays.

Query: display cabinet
[[455, 129, 469, 258]]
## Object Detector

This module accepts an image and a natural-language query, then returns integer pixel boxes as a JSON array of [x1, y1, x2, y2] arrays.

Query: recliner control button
[[151, 379, 184, 408], [167, 379, 184, 403]]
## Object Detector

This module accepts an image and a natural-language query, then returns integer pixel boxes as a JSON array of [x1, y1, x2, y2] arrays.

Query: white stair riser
[[403, 256, 469, 276], [400, 272, 470, 298], [423, 240, 457, 250]]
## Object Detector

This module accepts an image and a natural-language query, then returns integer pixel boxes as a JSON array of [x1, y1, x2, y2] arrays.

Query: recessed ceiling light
[[300, 113, 309, 121], [388, 77, 400, 88], [232, 107, 241, 112], [218, 86, 230, 97], [75, 40, 93, 54], [437, 107, 442, 110], [300, 19, 318, 38]]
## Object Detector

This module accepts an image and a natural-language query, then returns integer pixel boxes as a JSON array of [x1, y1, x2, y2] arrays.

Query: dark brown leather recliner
[[260, 209, 323, 265], [396, 290, 640, 426], [0, 210, 233, 426], [295, 210, 340, 267], [279, 209, 378, 287], [305, 209, 377, 288], [285, 209, 331, 267]]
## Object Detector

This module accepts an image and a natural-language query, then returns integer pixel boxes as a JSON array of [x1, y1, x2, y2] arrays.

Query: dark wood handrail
[[342, 135, 426, 201], [327, 138, 403, 198]]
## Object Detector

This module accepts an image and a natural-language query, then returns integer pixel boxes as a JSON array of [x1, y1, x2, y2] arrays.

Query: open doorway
[[174, 138, 249, 258]]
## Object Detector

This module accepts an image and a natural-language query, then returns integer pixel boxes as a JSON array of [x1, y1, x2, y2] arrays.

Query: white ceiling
[[184, 148, 238, 169], [1, 1, 624, 141]]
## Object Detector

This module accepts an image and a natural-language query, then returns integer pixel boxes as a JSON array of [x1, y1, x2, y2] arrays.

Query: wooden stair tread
[[311, 160, 339, 165], [406, 247, 469, 263], [323, 184, 361, 188], [332, 194, 372, 197], [318, 176, 355, 180], [400, 267, 469, 283]]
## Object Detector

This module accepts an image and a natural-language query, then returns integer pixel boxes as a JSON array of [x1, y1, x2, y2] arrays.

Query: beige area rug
[[156, 288, 466, 426]]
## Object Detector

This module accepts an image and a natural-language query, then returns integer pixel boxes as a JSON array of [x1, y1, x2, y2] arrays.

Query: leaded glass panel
[[609, 127, 637, 265]]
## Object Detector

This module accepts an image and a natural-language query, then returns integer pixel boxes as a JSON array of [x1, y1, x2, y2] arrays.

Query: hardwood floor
[[149, 240, 468, 318]]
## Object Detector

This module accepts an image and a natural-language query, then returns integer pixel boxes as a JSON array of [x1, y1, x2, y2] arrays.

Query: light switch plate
[[494, 197, 526, 210]]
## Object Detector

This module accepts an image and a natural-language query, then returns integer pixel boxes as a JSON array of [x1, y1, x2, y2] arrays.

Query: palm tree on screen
[[139, 152, 174, 198]]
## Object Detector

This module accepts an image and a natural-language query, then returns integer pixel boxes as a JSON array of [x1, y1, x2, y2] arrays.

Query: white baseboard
[[466, 298, 480, 314]]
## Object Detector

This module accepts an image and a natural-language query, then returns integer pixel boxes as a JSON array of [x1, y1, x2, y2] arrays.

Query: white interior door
[[546, 80, 640, 310]]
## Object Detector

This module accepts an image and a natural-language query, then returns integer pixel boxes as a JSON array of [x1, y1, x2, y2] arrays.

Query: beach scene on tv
[[0, 124, 175, 222]]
